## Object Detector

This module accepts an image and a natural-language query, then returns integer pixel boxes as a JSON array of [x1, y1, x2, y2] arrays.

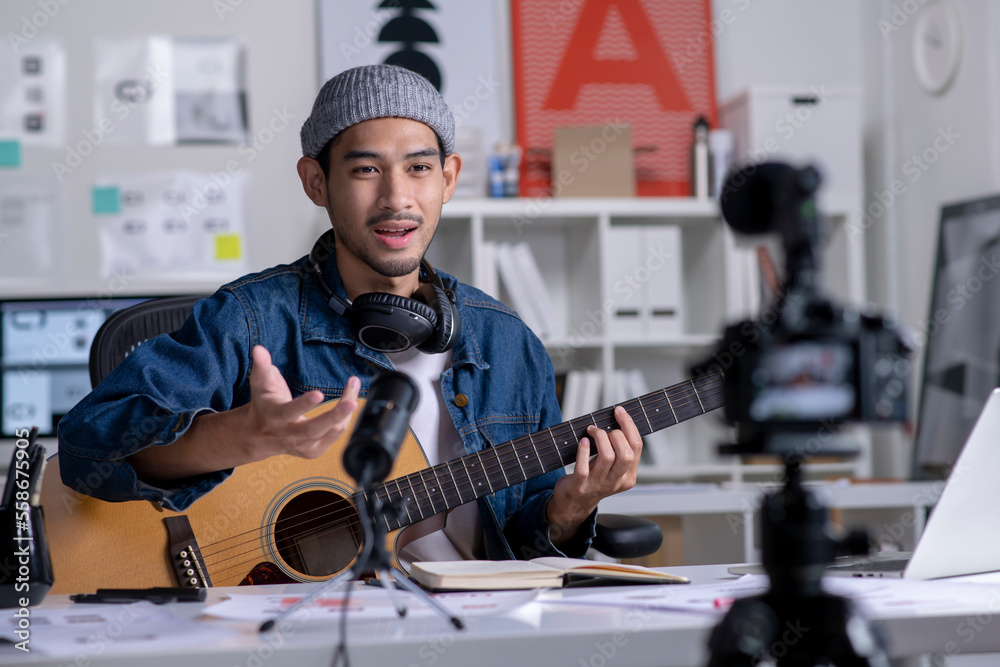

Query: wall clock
[[913, 2, 963, 95]]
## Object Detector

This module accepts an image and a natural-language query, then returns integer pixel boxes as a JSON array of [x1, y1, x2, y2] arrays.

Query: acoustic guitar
[[41, 372, 723, 593]]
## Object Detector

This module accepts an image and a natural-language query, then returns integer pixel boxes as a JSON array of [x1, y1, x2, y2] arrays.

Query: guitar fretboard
[[362, 371, 724, 532]]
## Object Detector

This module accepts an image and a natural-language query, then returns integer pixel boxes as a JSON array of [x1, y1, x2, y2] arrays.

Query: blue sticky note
[[92, 186, 121, 215], [0, 140, 20, 167]]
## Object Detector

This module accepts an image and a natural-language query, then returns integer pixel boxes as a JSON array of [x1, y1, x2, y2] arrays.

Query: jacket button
[[454, 394, 468, 407]]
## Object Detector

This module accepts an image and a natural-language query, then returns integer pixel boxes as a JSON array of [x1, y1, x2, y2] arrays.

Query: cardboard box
[[551, 125, 635, 197]]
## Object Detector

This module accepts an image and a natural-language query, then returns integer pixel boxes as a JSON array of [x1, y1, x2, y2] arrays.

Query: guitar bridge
[[163, 516, 212, 588]]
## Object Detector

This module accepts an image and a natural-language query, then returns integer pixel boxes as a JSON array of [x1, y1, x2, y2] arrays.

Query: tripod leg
[[375, 567, 407, 618], [388, 567, 465, 630], [706, 598, 779, 667], [826, 598, 892, 667]]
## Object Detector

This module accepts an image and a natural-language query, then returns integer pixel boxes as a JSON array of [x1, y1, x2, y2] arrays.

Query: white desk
[[600, 481, 943, 564], [5, 564, 1000, 667]]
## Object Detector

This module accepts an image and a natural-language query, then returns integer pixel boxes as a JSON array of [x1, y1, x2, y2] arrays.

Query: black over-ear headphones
[[307, 230, 461, 354]]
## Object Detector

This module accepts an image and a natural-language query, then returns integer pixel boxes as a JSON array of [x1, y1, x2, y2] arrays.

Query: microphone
[[720, 162, 820, 236], [342, 371, 420, 486]]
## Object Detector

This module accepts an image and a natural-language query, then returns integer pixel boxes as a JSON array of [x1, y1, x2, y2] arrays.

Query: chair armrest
[[591, 513, 663, 560]]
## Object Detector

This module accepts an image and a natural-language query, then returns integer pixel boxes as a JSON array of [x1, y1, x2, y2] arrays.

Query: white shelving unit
[[433, 196, 873, 483]]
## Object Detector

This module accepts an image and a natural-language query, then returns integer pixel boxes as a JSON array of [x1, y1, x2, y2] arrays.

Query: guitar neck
[[368, 372, 725, 532]]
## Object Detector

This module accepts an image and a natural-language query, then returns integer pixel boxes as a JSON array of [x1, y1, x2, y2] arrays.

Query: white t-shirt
[[383, 347, 484, 569]]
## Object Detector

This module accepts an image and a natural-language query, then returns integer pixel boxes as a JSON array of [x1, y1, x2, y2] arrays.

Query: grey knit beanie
[[300, 64, 455, 159]]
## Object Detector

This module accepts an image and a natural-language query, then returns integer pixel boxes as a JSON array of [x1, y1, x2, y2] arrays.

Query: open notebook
[[737, 388, 1000, 580]]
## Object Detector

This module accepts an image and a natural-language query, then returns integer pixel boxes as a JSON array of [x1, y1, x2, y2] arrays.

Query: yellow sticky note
[[215, 234, 242, 261]]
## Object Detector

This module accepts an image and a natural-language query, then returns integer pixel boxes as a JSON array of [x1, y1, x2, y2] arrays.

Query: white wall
[[1, 0, 322, 299], [884, 0, 998, 331], [860, 0, 1000, 476], [712, 0, 863, 104]]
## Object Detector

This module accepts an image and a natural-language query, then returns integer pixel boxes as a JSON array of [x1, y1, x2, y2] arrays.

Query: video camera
[[696, 162, 912, 455]]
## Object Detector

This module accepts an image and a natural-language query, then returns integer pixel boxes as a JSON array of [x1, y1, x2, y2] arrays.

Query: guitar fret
[[391, 478, 414, 525], [420, 469, 438, 515], [381, 496, 393, 532], [663, 389, 678, 424], [453, 459, 477, 504], [443, 460, 464, 506], [549, 429, 569, 468], [476, 451, 494, 495], [493, 447, 510, 488], [464, 455, 484, 499], [511, 441, 527, 481], [409, 473, 430, 521], [636, 397, 653, 435], [692, 380, 705, 412], [437, 464, 462, 509], [521, 434, 545, 479]]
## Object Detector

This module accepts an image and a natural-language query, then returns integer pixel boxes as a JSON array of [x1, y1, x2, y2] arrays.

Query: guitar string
[[194, 381, 724, 577], [196, 382, 724, 581], [201, 386, 725, 585], [195, 380, 724, 575]]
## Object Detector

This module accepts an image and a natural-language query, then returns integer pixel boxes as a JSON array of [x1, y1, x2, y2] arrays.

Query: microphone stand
[[260, 465, 464, 633]]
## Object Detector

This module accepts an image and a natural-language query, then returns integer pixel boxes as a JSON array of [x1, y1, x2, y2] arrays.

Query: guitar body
[[42, 399, 429, 594]]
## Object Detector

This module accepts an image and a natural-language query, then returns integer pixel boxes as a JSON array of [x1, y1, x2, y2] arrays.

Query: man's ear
[[297, 156, 329, 207], [441, 152, 463, 205]]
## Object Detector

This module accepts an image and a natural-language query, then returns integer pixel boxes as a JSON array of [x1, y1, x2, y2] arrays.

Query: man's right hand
[[127, 345, 361, 485], [242, 345, 360, 460]]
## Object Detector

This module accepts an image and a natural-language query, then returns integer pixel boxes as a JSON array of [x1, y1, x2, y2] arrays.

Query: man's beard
[[356, 251, 422, 278], [332, 209, 432, 278]]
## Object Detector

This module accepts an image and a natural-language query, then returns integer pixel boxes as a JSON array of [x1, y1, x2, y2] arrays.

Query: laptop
[[736, 388, 1000, 580]]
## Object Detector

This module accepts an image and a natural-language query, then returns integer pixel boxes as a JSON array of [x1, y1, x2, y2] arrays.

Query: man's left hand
[[546, 405, 642, 544]]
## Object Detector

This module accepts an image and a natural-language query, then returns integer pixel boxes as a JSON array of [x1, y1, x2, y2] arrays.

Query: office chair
[[88, 295, 207, 387], [88, 295, 663, 561]]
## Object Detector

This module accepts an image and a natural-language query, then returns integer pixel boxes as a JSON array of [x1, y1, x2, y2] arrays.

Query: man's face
[[320, 117, 459, 281]]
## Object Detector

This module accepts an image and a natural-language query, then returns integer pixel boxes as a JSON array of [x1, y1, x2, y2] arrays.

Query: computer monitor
[[0, 296, 161, 438], [912, 192, 1000, 479]]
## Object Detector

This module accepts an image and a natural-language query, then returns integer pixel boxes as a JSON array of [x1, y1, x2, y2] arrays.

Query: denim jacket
[[57, 253, 596, 561]]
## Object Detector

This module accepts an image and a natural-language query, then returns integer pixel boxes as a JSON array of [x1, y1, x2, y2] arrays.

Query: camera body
[[697, 162, 911, 455]]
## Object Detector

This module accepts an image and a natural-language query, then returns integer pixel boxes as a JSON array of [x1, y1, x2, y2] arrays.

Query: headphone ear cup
[[414, 282, 461, 354], [349, 292, 438, 353]]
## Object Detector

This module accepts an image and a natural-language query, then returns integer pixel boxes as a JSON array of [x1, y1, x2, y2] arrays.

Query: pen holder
[[0, 430, 54, 608], [0, 503, 53, 607]]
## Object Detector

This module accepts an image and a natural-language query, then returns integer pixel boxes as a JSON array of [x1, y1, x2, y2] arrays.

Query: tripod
[[260, 478, 464, 633], [706, 456, 890, 667]]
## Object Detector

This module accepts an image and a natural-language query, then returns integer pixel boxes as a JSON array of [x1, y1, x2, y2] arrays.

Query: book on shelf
[[478, 240, 500, 299], [510, 241, 563, 338], [579, 369, 603, 418], [409, 557, 689, 591], [561, 369, 584, 419], [495, 242, 547, 337]]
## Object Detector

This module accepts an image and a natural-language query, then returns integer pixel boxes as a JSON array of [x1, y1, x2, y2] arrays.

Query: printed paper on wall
[[94, 36, 248, 146], [94, 170, 248, 279], [0, 39, 66, 148], [0, 175, 64, 281]]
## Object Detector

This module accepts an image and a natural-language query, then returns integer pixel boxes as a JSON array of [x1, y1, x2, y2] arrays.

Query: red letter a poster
[[512, 0, 717, 197]]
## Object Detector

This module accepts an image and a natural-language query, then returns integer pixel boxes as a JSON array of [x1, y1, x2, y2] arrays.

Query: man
[[57, 64, 641, 567]]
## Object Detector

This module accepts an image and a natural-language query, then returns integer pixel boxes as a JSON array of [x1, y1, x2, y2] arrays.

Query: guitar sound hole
[[273, 490, 361, 578]]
